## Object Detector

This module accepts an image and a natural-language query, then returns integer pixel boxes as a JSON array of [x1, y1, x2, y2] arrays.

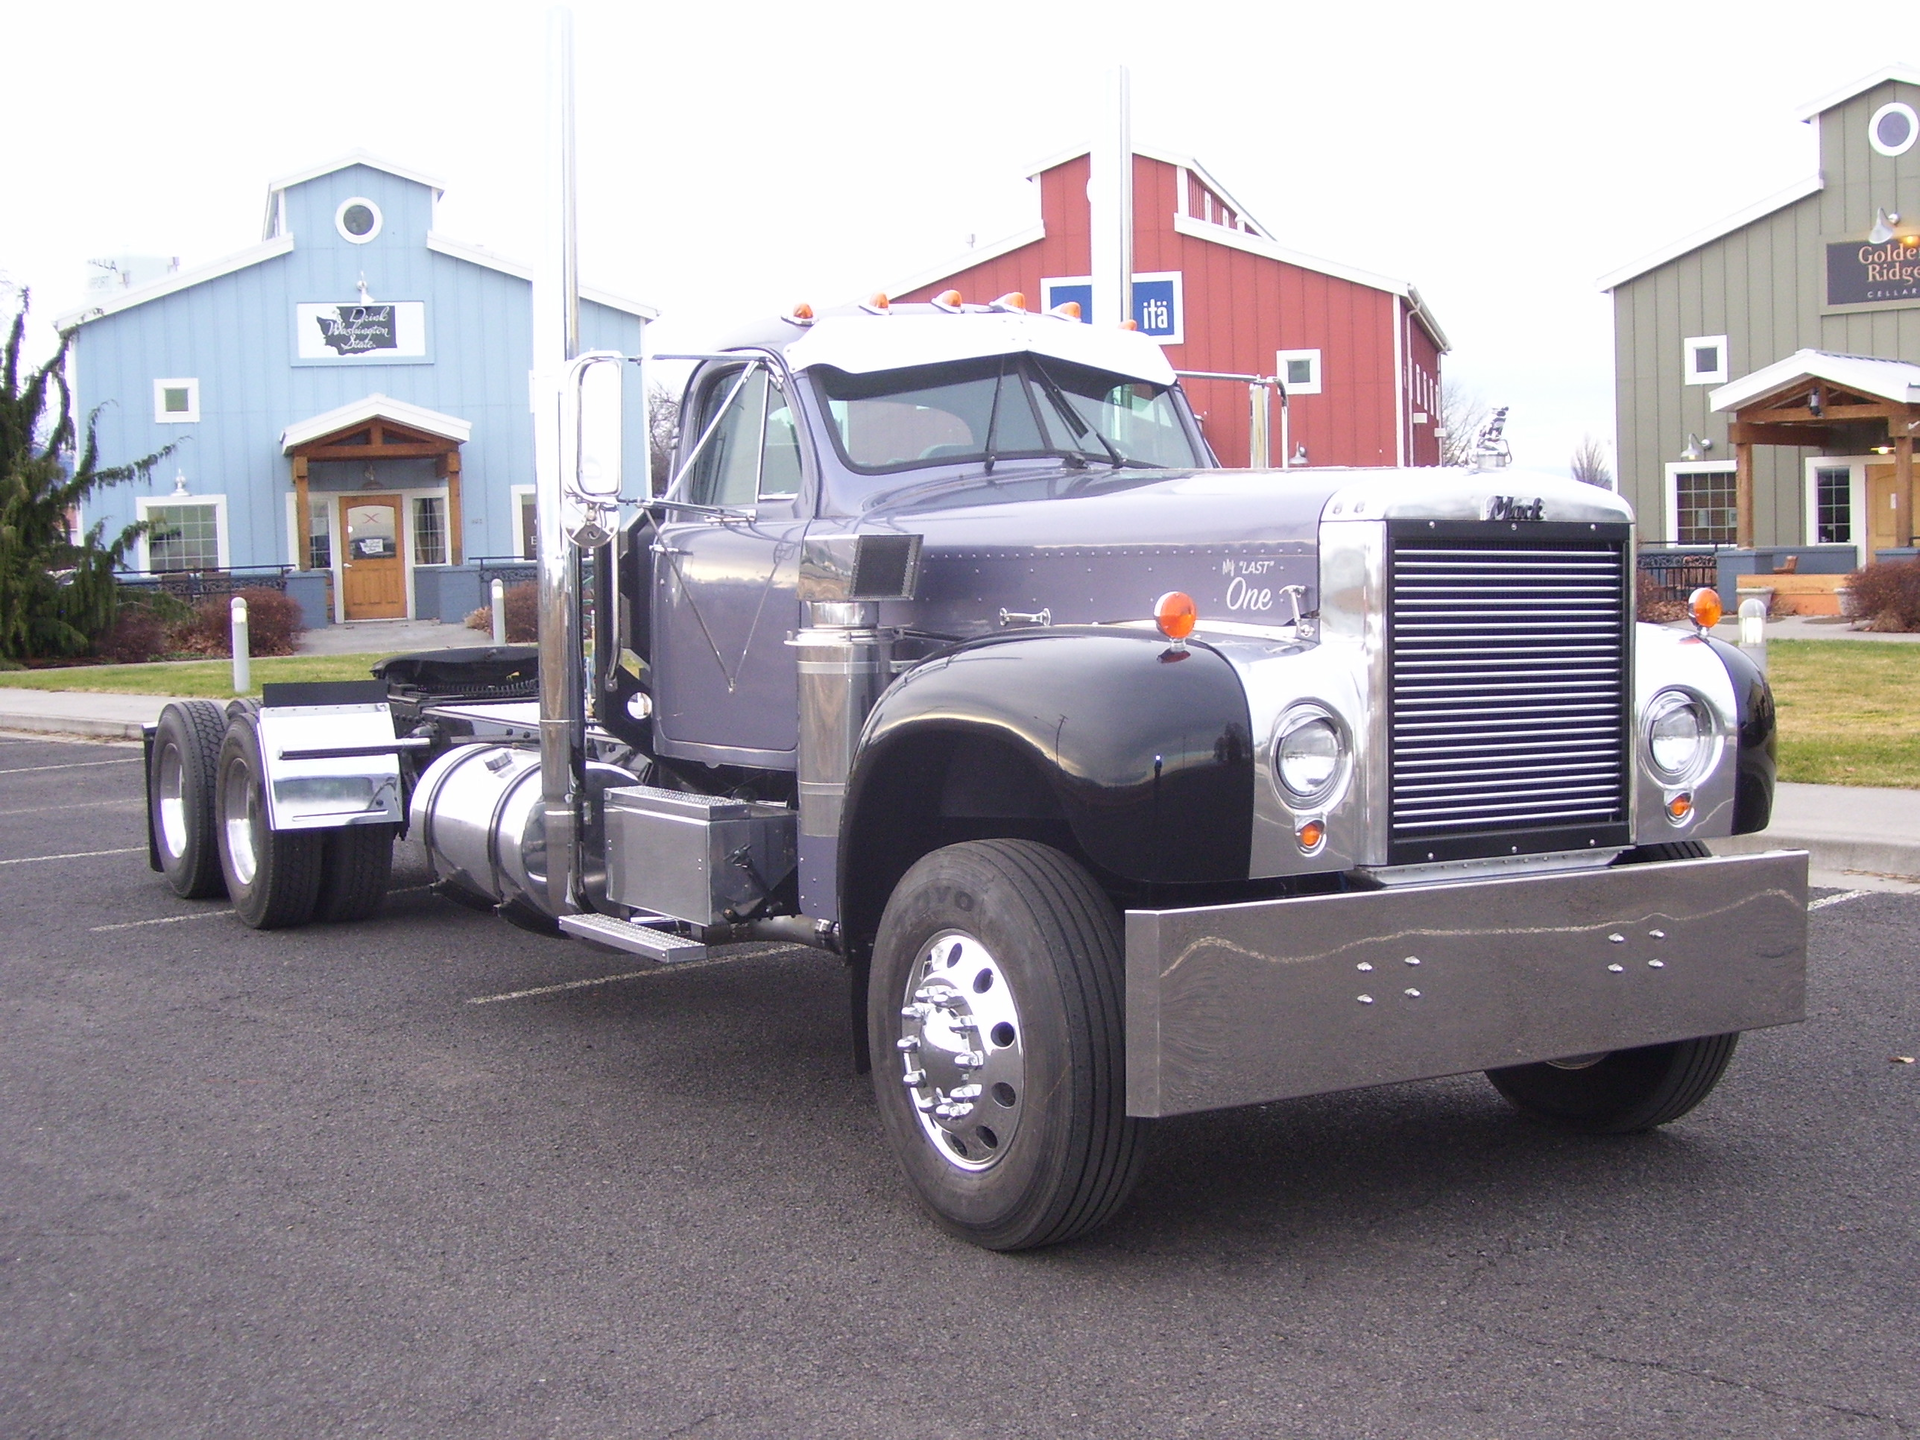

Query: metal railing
[[1634, 546, 1722, 604], [117, 566, 294, 603]]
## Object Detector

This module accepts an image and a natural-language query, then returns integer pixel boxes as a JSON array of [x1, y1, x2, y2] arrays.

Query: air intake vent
[[1386, 522, 1632, 864]]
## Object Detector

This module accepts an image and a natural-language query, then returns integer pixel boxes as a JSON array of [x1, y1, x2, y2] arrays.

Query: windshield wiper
[[981, 357, 1005, 475], [1030, 360, 1133, 469]]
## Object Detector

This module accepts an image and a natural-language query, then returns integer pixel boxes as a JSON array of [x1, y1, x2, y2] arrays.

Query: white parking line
[[1809, 889, 1870, 911], [0, 798, 143, 817], [0, 757, 141, 776], [0, 846, 144, 866], [91, 909, 233, 931], [466, 955, 751, 1005]]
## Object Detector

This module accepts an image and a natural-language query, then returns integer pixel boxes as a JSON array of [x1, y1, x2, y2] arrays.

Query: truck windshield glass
[[812, 356, 1200, 475]]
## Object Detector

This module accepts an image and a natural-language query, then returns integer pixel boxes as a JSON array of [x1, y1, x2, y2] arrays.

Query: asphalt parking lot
[[2, 731, 1916, 1440]]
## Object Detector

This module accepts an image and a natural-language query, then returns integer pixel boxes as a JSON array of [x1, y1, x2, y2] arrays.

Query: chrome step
[[557, 911, 710, 962]]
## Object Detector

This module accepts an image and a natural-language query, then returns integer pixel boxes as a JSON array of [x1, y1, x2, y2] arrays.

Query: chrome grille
[[1387, 529, 1630, 861]]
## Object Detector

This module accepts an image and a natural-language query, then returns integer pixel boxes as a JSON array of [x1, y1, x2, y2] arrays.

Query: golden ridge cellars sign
[[294, 302, 428, 362], [1827, 240, 1920, 307]]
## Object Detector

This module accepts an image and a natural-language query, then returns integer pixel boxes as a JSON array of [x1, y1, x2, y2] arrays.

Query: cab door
[[651, 364, 810, 763]]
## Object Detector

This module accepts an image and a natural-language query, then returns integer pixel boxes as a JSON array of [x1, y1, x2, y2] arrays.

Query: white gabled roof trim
[[1024, 144, 1274, 240], [280, 392, 473, 453], [424, 233, 659, 319], [881, 223, 1047, 301], [268, 150, 449, 200], [1170, 214, 1414, 300], [1795, 63, 1920, 122], [54, 236, 296, 329], [1595, 174, 1824, 292], [1709, 348, 1920, 412]]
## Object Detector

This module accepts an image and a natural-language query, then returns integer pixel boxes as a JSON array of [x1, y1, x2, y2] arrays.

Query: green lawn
[[0, 654, 389, 700], [1766, 640, 1920, 788]]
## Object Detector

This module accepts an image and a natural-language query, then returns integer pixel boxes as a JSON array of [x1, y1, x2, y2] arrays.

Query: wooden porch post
[[1734, 439, 1755, 550], [292, 454, 311, 570], [444, 449, 464, 565], [1897, 428, 1915, 548]]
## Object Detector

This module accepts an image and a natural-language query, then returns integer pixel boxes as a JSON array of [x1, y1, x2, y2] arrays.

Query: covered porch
[[280, 394, 474, 624]]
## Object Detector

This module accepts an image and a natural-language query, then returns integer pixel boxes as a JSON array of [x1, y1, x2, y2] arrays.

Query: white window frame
[[335, 196, 385, 245], [1683, 335, 1728, 386], [136, 493, 229, 571], [1869, 101, 1919, 158], [1662, 460, 1737, 546], [153, 377, 200, 423], [1276, 349, 1323, 397], [1804, 455, 1876, 567], [510, 485, 536, 560], [283, 491, 336, 571]]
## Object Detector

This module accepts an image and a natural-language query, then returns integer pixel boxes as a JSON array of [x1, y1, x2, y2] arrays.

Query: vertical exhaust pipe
[[534, 5, 584, 914]]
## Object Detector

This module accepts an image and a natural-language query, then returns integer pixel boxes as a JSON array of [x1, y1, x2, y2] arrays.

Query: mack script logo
[[1485, 495, 1545, 522]]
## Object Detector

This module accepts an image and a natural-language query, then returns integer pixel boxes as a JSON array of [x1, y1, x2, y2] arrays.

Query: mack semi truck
[[142, 293, 1808, 1250], [139, 14, 1805, 1250]]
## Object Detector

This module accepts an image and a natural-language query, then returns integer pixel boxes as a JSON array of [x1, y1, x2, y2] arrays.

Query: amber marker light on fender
[[1688, 587, 1722, 632], [1154, 591, 1197, 640], [1297, 819, 1326, 853], [1668, 793, 1694, 822]]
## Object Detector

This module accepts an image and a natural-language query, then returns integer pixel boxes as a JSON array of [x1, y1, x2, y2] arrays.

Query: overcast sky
[[4, 0, 1906, 478]]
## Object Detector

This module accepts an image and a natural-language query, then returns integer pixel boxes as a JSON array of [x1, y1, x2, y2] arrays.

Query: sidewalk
[[4, 682, 1913, 891]]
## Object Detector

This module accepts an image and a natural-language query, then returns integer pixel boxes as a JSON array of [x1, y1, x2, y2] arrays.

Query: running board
[[557, 912, 710, 962]]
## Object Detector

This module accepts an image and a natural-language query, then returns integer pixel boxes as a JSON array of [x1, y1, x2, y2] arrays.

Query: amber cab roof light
[[988, 292, 1028, 313], [1047, 300, 1082, 321], [860, 292, 892, 315], [932, 290, 964, 312]]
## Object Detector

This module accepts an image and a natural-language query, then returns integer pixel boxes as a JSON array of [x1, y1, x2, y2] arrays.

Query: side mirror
[[564, 352, 625, 502]]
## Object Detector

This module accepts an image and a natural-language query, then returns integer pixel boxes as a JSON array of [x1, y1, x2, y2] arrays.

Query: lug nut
[[896, 1037, 920, 1052], [953, 1052, 985, 1071], [902, 1069, 926, 1086]]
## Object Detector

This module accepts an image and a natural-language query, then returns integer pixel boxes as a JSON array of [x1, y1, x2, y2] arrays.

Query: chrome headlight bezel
[[1643, 687, 1719, 786], [1272, 703, 1352, 809]]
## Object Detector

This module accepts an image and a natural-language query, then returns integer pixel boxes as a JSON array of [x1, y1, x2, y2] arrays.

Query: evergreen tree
[[0, 288, 171, 661]]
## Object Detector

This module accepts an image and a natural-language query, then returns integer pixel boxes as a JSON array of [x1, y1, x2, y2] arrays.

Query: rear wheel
[[215, 718, 323, 930], [150, 701, 227, 899], [869, 839, 1144, 1250], [1486, 1033, 1740, 1133], [314, 824, 397, 923]]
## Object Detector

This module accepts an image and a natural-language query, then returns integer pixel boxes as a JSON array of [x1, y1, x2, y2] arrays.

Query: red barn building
[[894, 147, 1449, 470]]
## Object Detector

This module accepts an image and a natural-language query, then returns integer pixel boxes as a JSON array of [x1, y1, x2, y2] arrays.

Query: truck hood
[[854, 465, 1629, 640]]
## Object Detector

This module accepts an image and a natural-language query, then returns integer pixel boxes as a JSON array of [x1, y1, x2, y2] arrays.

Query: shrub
[[1844, 559, 1920, 632], [172, 587, 306, 657], [464, 582, 538, 643], [95, 607, 171, 663], [1635, 570, 1688, 623]]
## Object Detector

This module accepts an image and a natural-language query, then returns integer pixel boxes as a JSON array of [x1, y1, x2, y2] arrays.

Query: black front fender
[[846, 630, 1255, 895], [1702, 636, 1776, 835]]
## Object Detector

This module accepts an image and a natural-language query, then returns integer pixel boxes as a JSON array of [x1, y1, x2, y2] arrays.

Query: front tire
[[215, 718, 323, 930], [868, 839, 1144, 1250], [1486, 1033, 1740, 1133], [150, 700, 228, 899]]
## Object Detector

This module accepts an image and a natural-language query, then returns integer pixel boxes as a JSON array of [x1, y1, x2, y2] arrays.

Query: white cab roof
[[779, 308, 1178, 386]]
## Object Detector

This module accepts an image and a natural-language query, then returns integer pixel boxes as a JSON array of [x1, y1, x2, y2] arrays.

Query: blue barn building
[[61, 152, 654, 625]]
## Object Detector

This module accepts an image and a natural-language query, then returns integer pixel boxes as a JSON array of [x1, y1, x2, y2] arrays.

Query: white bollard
[[230, 595, 251, 694], [1737, 596, 1767, 673], [491, 577, 507, 646]]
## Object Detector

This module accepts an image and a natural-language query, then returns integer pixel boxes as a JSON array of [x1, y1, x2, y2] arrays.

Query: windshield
[[811, 354, 1203, 475]]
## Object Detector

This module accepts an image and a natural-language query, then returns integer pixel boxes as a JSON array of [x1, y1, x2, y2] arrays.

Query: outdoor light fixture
[[1681, 433, 1714, 461], [1290, 442, 1309, 465], [1808, 389, 1824, 418], [170, 469, 190, 497], [1869, 208, 1902, 245]]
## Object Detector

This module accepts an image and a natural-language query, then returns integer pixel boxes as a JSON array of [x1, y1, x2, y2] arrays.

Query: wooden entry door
[[342, 496, 406, 619], [1867, 465, 1903, 559]]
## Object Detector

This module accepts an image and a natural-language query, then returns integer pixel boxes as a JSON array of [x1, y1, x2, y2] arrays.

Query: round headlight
[[1646, 691, 1711, 781], [1276, 709, 1346, 802]]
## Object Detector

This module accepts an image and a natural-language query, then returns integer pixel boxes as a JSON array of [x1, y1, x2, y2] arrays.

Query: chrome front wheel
[[898, 930, 1027, 1171]]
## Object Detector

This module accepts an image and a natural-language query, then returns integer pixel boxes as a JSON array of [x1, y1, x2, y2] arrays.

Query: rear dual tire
[[216, 719, 324, 929], [150, 701, 228, 900]]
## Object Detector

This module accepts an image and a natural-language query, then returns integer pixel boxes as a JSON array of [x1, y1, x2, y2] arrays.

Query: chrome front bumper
[[1124, 850, 1808, 1118]]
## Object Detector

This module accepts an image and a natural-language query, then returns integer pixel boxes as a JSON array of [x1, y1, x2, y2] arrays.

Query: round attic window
[[1868, 102, 1918, 158], [335, 197, 384, 244]]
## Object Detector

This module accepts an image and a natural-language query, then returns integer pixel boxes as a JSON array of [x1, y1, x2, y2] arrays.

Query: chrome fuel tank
[[410, 745, 632, 914]]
